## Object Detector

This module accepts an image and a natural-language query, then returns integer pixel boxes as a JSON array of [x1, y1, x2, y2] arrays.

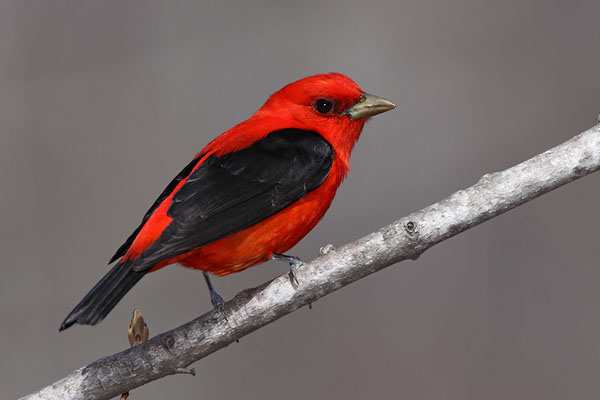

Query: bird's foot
[[209, 289, 224, 309], [203, 271, 228, 321], [210, 290, 228, 322], [273, 253, 304, 286]]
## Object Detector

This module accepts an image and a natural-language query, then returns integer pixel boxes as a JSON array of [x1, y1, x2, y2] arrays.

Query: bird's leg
[[202, 271, 227, 320], [272, 253, 303, 286]]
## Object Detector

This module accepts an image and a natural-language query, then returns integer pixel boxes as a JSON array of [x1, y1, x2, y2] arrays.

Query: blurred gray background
[[2, 1, 600, 399]]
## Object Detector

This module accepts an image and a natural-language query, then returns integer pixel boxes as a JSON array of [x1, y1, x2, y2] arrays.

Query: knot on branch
[[404, 220, 418, 237], [319, 244, 335, 255], [161, 335, 183, 356]]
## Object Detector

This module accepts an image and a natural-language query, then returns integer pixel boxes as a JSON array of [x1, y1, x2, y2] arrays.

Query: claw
[[211, 292, 228, 321], [203, 271, 228, 321], [289, 265, 299, 286], [209, 290, 224, 309], [273, 253, 304, 287], [175, 367, 196, 376]]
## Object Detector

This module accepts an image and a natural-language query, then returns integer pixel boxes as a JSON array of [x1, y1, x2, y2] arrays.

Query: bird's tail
[[59, 261, 146, 331]]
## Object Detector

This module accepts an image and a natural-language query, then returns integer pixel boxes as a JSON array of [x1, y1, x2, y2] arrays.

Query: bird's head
[[258, 73, 395, 165]]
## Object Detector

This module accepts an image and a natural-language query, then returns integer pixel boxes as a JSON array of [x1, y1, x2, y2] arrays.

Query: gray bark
[[21, 123, 600, 400]]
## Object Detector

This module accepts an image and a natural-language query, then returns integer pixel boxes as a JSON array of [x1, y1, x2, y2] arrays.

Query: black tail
[[59, 261, 146, 331]]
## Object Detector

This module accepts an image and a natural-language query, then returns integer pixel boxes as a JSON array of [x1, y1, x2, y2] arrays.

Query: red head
[[259, 73, 393, 165], [206, 73, 394, 172]]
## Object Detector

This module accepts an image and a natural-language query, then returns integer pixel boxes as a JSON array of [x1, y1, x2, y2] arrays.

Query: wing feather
[[130, 129, 333, 271]]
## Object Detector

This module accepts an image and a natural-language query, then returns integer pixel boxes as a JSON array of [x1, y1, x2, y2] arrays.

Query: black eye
[[314, 98, 334, 114]]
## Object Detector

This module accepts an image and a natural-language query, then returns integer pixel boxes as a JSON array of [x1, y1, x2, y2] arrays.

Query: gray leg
[[203, 271, 227, 320], [272, 253, 304, 285]]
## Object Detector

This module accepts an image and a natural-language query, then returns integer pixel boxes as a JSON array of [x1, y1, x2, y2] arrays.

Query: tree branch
[[21, 123, 600, 400]]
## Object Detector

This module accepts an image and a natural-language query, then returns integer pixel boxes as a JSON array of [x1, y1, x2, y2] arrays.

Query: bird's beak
[[343, 93, 396, 120]]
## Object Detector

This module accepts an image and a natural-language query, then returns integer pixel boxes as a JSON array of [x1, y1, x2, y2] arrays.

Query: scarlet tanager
[[60, 73, 395, 331]]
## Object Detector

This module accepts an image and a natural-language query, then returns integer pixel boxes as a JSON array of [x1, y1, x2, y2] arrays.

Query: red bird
[[60, 73, 395, 330]]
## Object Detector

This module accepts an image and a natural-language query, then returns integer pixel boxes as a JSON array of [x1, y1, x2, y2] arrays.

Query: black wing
[[130, 128, 333, 272], [109, 155, 202, 263]]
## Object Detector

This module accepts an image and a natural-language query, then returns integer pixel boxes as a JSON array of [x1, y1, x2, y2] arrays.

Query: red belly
[[149, 173, 340, 276]]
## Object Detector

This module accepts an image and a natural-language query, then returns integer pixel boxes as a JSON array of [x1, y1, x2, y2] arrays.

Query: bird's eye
[[314, 98, 334, 114]]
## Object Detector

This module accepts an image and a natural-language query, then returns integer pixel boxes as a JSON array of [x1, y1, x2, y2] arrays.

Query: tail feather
[[59, 261, 146, 331]]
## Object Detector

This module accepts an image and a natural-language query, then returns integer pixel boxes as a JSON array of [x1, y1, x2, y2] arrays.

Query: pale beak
[[343, 93, 396, 120]]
